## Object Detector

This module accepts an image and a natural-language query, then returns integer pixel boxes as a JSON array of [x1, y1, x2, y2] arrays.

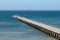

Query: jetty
[[12, 15, 60, 40]]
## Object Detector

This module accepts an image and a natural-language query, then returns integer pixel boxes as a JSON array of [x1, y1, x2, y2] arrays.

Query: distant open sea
[[0, 11, 60, 40]]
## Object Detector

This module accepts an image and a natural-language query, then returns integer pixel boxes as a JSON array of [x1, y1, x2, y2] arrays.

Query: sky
[[0, 0, 60, 10]]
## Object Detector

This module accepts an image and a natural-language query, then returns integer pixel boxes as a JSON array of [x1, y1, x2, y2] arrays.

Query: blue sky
[[0, 0, 60, 10]]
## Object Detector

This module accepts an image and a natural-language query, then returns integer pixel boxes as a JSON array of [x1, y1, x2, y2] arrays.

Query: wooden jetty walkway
[[12, 15, 60, 40]]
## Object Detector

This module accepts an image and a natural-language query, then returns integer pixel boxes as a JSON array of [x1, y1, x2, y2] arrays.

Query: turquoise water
[[0, 11, 60, 40]]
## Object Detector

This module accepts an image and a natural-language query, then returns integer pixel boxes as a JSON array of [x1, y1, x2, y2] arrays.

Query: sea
[[0, 10, 60, 40]]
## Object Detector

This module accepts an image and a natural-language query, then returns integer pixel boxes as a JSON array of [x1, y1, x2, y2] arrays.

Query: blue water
[[0, 11, 60, 40]]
